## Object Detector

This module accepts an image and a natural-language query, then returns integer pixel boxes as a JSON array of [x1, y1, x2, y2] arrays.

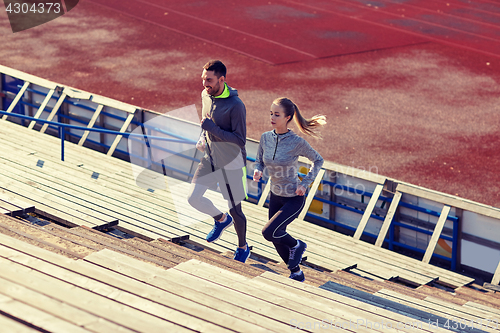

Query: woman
[[253, 97, 326, 282]]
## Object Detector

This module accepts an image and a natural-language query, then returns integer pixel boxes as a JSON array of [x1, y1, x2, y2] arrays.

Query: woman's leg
[[262, 193, 305, 264]]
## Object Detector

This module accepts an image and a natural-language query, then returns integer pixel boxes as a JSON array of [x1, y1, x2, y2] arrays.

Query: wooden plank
[[260, 272, 453, 333], [0, 173, 104, 228], [491, 260, 500, 285], [1, 81, 29, 120], [249, 276, 442, 333], [63, 88, 92, 100], [422, 205, 451, 264], [423, 296, 498, 321], [0, 192, 35, 215], [375, 191, 402, 247], [0, 223, 86, 259], [0, 276, 136, 333], [483, 282, 500, 292], [107, 113, 134, 157], [464, 301, 500, 317], [0, 252, 194, 333], [0, 207, 11, 215], [298, 169, 326, 220], [78, 104, 103, 146], [0, 313, 40, 333], [257, 180, 271, 207], [0, 191, 34, 210], [321, 159, 387, 185], [0, 187, 95, 228], [397, 183, 500, 220], [90, 94, 137, 113], [165, 260, 324, 333], [0, 167, 117, 226], [0, 65, 58, 90], [0, 201, 22, 214], [27, 88, 55, 130], [375, 289, 499, 333], [232, 278, 375, 333], [39, 92, 67, 134], [0, 247, 232, 333], [0, 294, 92, 333], [353, 184, 384, 240], [81, 251, 274, 333]]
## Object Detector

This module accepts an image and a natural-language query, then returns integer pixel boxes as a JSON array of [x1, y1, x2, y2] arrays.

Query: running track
[[89, 0, 500, 64]]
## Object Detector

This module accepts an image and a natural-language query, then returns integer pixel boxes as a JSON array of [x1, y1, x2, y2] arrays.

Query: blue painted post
[[452, 218, 459, 271], [389, 218, 395, 250], [61, 125, 65, 161]]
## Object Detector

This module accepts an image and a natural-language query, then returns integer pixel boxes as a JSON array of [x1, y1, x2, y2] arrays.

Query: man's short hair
[[203, 60, 227, 78]]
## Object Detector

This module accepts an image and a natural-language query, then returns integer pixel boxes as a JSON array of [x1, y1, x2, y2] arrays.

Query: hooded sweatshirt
[[255, 129, 324, 197], [200, 83, 247, 169]]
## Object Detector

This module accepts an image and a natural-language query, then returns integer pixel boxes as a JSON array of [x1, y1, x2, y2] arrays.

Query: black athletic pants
[[262, 192, 305, 265]]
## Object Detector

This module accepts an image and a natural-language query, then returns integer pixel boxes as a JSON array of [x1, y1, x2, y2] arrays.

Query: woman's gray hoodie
[[255, 129, 324, 197]]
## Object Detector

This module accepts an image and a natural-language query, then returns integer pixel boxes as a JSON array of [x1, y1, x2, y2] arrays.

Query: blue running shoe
[[287, 240, 307, 269], [233, 243, 251, 263], [289, 269, 305, 282], [206, 214, 233, 243]]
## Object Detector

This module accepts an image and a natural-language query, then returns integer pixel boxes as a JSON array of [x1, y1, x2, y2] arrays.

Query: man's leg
[[188, 159, 224, 220], [229, 202, 247, 248], [189, 160, 234, 243], [221, 167, 250, 262], [187, 182, 224, 220]]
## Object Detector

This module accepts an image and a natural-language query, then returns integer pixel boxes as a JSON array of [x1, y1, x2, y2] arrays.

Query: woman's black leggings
[[262, 192, 305, 265]]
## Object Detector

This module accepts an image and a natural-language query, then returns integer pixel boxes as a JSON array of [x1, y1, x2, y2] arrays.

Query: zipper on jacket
[[272, 136, 279, 160]]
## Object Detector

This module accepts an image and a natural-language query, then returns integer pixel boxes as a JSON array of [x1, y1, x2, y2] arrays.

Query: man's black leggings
[[262, 193, 305, 265]]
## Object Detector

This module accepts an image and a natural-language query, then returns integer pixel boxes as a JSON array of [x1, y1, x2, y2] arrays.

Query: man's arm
[[201, 102, 246, 147]]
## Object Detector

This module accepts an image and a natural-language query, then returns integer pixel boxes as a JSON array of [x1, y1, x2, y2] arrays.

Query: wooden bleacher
[[0, 118, 478, 288], [0, 213, 499, 332]]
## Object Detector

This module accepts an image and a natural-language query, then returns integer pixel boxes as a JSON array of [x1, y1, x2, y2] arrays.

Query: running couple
[[188, 60, 326, 282]]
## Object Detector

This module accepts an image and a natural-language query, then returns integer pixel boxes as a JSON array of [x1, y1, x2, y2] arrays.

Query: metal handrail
[[0, 110, 196, 161]]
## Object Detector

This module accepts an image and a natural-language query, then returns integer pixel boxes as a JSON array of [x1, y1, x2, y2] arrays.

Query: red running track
[[90, 0, 500, 64]]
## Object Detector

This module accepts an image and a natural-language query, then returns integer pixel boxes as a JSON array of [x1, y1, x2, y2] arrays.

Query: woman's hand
[[295, 185, 307, 196], [253, 170, 262, 182]]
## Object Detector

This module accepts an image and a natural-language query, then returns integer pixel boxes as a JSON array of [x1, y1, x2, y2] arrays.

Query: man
[[187, 60, 250, 263]]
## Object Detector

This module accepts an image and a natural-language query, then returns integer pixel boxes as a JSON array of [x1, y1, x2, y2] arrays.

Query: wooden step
[[374, 289, 498, 333], [0, 233, 221, 333], [260, 272, 453, 333], [0, 314, 41, 333], [0, 293, 92, 333], [0, 192, 35, 217], [83, 250, 281, 332]]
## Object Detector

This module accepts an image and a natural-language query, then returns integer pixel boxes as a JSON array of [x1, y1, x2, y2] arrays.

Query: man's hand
[[295, 185, 307, 196], [196, 140, 206, 152], [201, 115, 216, 133], [253, 170, 262, 182]]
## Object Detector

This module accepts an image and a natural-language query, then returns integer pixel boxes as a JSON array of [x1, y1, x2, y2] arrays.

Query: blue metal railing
[[0, 110, 196, 162], [300, 180, 458, 269]]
